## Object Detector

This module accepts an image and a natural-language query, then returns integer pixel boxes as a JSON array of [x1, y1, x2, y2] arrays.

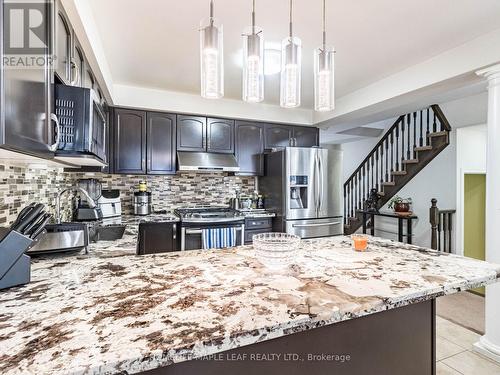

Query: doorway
[[463, 173, 486, 296]]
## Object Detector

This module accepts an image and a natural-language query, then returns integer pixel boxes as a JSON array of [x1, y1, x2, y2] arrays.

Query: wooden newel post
[[430, 198, 439, 250]]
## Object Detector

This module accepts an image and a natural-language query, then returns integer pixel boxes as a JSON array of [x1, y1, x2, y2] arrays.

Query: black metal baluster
[[358, 171, 362, 210], [406, 114, 411, 160], [390, 131, 394, 176], [419, 110, 423, 147], [401, 117, 405, 162], [385, 138, 389, 182], [413, 112, 417, 159], [350, 180, 354, 218], [375, 149, 379, 191], [426, 108, 430, 146], [371, 155, 374, 190], [380, 142, 384, 187], [433, 111, 437, 133], [362, 165, 365, 207], [344, 185, 346, 224], [395, 122, 400, 171]]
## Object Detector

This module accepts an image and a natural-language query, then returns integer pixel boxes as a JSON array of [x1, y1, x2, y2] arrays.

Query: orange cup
[[351, 235, 368, 252]]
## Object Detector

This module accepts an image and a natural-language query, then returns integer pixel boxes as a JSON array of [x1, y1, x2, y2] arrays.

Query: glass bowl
[[252, 232, 301, 269]]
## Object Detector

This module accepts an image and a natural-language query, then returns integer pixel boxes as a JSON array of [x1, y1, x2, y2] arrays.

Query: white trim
[[474, 337, 500, 364]]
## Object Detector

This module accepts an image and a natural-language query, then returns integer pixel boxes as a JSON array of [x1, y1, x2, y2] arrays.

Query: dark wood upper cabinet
[[293, 127, 319, 147], [55, 5, 71, 84], [177, 115, 207, 152], [113, 109, 146, 174], [264, 124, 294, 149], [207, 118, 234, 154], [147, 112, 177, 175], [73, 41, 85, 88], [235, 121, 265, 176]]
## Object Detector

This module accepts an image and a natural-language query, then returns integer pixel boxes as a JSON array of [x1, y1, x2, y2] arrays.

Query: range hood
[[177, 152, 240, 172]]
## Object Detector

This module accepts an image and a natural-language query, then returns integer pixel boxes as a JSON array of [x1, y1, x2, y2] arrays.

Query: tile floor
[[437, 316, 500, 374]]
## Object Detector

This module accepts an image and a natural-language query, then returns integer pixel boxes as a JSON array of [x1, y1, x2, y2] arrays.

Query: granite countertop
[[1, 236, 499, 375]]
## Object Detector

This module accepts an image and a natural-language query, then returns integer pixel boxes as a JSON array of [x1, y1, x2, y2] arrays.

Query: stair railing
[[344, 105, 451, 225], [429, 198, 456, 253]]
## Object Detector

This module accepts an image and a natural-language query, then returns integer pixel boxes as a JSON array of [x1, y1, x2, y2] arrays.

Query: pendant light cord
[[252, 0, 256, 34], [289, 0, 293, 38], [322, 0, 326, 48], [209, 0, 214, 26]]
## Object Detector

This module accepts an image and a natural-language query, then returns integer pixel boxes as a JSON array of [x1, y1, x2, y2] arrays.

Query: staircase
[[344, 104, 452, 235]]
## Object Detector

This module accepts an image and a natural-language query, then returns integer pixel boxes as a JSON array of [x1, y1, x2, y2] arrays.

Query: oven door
[[88, 91, 107, 162], [181, 222, 245, 251]]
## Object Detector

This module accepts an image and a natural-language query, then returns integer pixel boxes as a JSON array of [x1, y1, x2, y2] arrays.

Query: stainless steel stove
[[174, 207, 245, 250], [175, 207, 245, 224]]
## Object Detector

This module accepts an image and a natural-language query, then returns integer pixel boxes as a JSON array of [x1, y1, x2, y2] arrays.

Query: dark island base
[[144, 299, 436, 375]]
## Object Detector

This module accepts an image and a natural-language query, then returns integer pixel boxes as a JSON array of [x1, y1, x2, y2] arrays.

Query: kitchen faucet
[[55, 187, 97, 224]]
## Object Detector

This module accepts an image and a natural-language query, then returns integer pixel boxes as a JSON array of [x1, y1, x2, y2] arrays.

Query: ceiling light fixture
[[280, 0, 302, 108], [200, 0, 224, 99], [242, 0, 264, 103], [314, 0, 335, 112]]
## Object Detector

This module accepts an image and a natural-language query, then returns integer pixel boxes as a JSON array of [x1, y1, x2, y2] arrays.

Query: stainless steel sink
[[27, 223, 88, 255]]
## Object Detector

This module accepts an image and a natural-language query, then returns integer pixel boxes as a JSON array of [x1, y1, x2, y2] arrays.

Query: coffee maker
[[133, 180, 152, 216]]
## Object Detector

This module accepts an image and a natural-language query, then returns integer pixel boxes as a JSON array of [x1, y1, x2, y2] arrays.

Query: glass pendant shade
[[200, 17, 224, 99], [242, 26, 264, 103], [280, 36, 302, 108], [314, 46, 335, 111]]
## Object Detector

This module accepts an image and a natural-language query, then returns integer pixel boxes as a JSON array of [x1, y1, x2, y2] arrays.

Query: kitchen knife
[[29, 214, 52, 240], [21, 210, 47, 235], [12, 203, 45, 234], [10, 203, 36, 229]]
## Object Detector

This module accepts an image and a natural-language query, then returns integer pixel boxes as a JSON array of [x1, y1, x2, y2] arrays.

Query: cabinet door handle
[[49, 113, 61, 152], [69, 59, 80, 86]]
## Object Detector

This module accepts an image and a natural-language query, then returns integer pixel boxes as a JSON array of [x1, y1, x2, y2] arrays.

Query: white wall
[[455, 124, 487, 256]]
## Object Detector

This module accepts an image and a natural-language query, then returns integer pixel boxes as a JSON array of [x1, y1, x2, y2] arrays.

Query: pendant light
[[280, 0, 302, 108], [314, 0, 335, 111], [242, 0, 264, 103], [200, 0, 224, 99]]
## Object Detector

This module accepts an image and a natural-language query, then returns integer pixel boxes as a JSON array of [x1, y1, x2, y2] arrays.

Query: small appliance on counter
[[0, 203, 52, 289], [98, 189, 122, 218], [74, 179, 103, 221], [133, 180, 152, 216]]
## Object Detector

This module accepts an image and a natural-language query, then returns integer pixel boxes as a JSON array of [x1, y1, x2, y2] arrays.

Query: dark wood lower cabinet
[[140, 299, 436, 375], [244, 217, 273, 244], [136, 222, 178, 255]]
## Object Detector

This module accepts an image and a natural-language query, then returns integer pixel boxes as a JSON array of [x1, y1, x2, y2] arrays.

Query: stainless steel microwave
[[54, 84, 107, 166]]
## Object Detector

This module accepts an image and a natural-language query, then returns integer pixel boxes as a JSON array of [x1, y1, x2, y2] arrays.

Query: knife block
[[0, 229, 35, 290]]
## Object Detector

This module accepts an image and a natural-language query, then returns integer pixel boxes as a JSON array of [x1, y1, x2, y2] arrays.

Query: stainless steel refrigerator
[[260, 147, 343, 238]]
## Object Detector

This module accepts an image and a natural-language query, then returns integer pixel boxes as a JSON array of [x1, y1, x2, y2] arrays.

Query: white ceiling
[[87, 0, 500, 109]]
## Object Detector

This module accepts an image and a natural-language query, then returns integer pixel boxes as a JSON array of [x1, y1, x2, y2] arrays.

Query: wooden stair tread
[[381, 181, 395, 186], [428, 131, 448, 138], [414, 146, 433, 151], [391, 170, 407, 176], [402, 159, 419, 164]]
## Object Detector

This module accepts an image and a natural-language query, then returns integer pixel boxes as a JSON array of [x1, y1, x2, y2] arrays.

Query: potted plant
[[388, 196, 412, 213]]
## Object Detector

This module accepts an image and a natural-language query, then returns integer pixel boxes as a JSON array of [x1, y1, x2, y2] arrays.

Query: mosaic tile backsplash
[[0, 163, 75, 225], [0, 162, 256, 225]]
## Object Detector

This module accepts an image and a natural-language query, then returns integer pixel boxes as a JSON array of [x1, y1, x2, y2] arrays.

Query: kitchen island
[[0, 236, 499, 375]]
